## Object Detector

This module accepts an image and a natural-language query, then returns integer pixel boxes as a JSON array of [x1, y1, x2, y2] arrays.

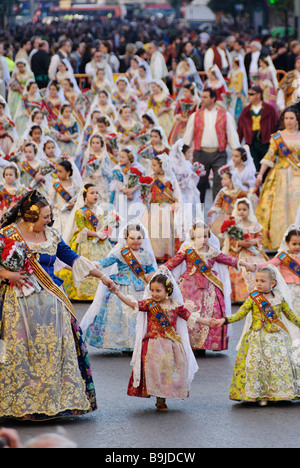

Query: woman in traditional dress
[[90, 89, 117, 122], [57, 184, 113, 301], [228, 56, 248, 123], [14, 80, 42, 135], [255, 107, 300, 250], [204, 66, 228, 108], [111, 76, 138, 118], [7, 58, 34, 119], [91, 67, 112, 96], [138, 126, 169, 176], [174, 58, 203, 97], [147, 80, 174, 138], [18, 141, 53, 197], [41, 80, 66, 128], [0, 164, 28, 218], [0, 98, 18, 156], [0, 189, 116, 420], [168, 83, 200, 146], [81, 220, 157, 352], [114, 105, 143, 151], [257, 56, 278, 111]]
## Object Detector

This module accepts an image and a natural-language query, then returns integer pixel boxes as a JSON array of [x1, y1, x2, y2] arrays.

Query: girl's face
[[152, 159, 163, 176], [92, 111, 101, 124], [193, 227, 209, 249], [49, 85, 58, 98], [28, 83, 38, 95], [150, 131, 161, 146], [58, 61, 67, 73], [34, 205, 52, 232], [255, 271, 276, 294], [17, 62, 25, 73], [121, 107, 131, 120], [221, 173, 232, 188], [117, 80, 127, 92], [287, 235, 300, 255], [142, 117, 151, 129], [126, 229, 143, 251], [4, 168, 16, 185], [97, 122, 107, 134], [63, 79, 71, 91], [96, 70, 105, 81], [45, 141, 55, 158], [232, 150, 243, 167], [31, 128, 42, 142], [151, 83, 160, 94], [24, 146, 36, 161], [85, 186, 99, 205], [150, 281, 167, 303], [62, 106, 72, 119], [91, 137, 102, 152], [138, 67, 146, 78], [119, 151, 130, 166], [98, 93, 108, 105], [57, 165, 70, 181], [236, 202, 249, 220], [33, 112, 43, 126], [182, 88, 192, 100]]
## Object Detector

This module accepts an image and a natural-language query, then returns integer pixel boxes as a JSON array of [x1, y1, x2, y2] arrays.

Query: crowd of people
[[1, 17, 300, 424]]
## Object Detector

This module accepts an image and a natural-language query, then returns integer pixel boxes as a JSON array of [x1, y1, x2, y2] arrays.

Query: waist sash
[[273, 132, 300, 170], [154, 178, 175, 203], [120, 247, 147, 283], [1, 225, 76, 318], [186, 248, 223, 293], [250, 290, 289, 334], [148, 299, 181, 344], [277, 251, 300, 278], [0, 186, 12, 205], [53, 181, 72, 203]]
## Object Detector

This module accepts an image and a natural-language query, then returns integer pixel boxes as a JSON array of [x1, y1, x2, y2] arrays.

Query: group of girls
[[2, 52, 300, 414]]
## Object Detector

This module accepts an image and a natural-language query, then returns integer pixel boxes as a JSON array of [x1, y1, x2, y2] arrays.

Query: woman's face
[[121, 107, 131, 120], [34, 205, 52, 232], [126, 229, 143, 251], [284, 111, 298, 132], [150, 131, 161, 146]]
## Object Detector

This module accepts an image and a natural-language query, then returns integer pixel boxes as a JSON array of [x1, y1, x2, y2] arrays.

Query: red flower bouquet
[[139, 175, 153, 207], [128, 167, 143, 188], [220, 217, 244, 240]]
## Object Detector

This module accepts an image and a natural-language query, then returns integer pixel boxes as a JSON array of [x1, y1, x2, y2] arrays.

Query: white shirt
[[249, 51, 260, 75], [48, 50, 73, 81], [204, 47, 230, 73], [0, 57, 10, 86], [150, 51, 168, 80], [183, 106, 240, 150]]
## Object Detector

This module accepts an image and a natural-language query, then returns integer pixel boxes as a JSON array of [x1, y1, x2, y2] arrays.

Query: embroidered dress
[[58, 208, 112, 301], [165, 245, 238, 351], [147, 94, 174, 137], [48, 180, 81, 235], [84, 249, 156, 351], [0, 224, 97, 420], [127, 299, 193, 399], [227, 291, 300, 402], [0, 184, 28, 219], [168, 98, 198, 146], [256, 133, 300, 250]]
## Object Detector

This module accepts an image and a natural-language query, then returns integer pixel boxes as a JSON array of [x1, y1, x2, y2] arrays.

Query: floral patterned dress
[[227, 291, 300, 402], [165, 245, 239, 351]]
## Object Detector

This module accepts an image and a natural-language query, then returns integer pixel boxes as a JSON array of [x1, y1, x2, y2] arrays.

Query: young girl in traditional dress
[[113, 267, 203, 411], [168, 83, 200, 146], [41, 80, 65, 128], [54, 103, 80, 157], [228, 146, 257, 193], [207, 165, 248, 246], [0, 164, 28, 218], [14, 80, 42, 135], [138, 127, 169, 176], [0, 99, 17, 156], [48, 159, 81, 235], [222, 198, 269, 303], [58, 183, 112, 301], [7, 58, 34, 119], [164, 220, 253, 352], [254, 225, 300, 317], [18, 142, 51, 196], [114, 105, 142, 151], [81, 133, 112, 203], [212, 266, 300, 406], [144, 153, 182, 262], [110, 147, 145, 222], [82, 221, 157, 352]]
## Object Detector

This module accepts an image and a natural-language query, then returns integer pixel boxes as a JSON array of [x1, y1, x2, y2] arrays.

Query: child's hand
[[211, 318, 225, 328]]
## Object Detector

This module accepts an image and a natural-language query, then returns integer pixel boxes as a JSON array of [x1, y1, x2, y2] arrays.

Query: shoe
[[258, 400, 268, 407], [155, 398, 168, 412]]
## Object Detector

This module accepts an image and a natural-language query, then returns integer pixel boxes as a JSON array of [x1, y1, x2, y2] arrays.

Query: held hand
[[211, 318, 226, 328], [6, 271, 30, 289]]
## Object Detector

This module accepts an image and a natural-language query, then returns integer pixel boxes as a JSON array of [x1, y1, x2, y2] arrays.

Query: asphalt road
[[2, 301, 300, 449]]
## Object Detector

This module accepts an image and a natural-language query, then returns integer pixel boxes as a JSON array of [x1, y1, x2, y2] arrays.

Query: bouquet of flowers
[[86, 154, 101, 174], [135, 130, 150, 148], [39, 159, 57, 177], [3, 152, 18, 163], [139, 175, 153, 208], [180, 98, 195, 118], [0, 118, 15, 133], [0, 237, 41, 297], [127, 167, 143, 188], [220, 217, 244, 240], [192, 162, 206, 178], [138, 145, 154, 160], [106, 133, 119, 151], [93, 209, 120, 243], [221, 91, 233, 111]]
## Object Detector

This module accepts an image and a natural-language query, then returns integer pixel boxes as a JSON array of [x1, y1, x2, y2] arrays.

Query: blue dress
[[85, 248, 156, 351], [0, 224, 97, 420]]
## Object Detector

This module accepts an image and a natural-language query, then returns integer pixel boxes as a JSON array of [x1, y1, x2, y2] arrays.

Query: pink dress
[[128, 300, 191, 399], [165, 246, 239, 351]]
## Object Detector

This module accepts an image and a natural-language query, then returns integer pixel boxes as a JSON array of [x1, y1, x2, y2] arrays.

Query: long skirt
[[0, 285, 96, 420]]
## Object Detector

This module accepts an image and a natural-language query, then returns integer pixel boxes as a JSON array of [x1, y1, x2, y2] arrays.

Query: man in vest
[[204, 36, 231, 77], [183, 88, 240, 203]]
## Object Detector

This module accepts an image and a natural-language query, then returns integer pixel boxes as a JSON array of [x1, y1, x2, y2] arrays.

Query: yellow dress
[[58, 209, 112, 300], [255, 133, 300, 250]]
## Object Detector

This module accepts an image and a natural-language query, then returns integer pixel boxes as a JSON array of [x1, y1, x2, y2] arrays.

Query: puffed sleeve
[[260, 136, 277, 168]]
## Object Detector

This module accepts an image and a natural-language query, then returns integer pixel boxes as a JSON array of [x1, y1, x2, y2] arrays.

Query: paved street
[[2, 301, 300, 449]]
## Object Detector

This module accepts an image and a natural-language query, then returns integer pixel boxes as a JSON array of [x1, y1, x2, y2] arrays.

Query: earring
[[29, 223, 34, 232]]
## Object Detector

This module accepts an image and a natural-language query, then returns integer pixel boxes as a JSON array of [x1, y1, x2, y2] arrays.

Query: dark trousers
[[249, 140, 270, 173], [193, 149, 227, 203]]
